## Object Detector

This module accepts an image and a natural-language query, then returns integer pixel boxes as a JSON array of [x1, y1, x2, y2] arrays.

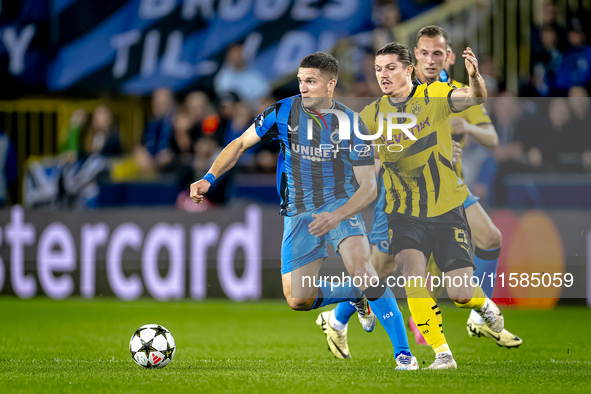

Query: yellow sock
[[434, 344, 450, 354], [405, 278, 448, 352], [435, 296, 443, 333], [454, 285, 486, 310], [426, 254, 443, 300]]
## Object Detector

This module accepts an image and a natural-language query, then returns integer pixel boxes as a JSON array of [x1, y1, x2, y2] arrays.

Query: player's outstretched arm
[[450, 47, 487, 111], [190, 124, 261, 204], [451, 119, 498, 148], [309, 165, 377, 238]]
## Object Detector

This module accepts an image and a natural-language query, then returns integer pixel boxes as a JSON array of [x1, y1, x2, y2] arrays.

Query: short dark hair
[[416, 25, 448, 46], [375, 42, 416, 78], [299, 52, 338, 80]]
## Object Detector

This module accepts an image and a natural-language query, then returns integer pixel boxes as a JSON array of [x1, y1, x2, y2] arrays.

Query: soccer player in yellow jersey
[[405, 26, 521, 349], [357, 41, 506, 370]]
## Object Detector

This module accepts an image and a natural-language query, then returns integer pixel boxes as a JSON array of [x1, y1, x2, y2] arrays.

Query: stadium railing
[[0, 98, 146, 204]]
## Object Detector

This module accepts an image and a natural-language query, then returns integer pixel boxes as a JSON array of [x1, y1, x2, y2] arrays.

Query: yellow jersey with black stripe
[[360, 81, 469, 218], [449, 78, 493, 181]]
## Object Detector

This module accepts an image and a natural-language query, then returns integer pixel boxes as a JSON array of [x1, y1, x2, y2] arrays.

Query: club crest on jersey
[[410, 102, 423, 117], [453, 227, 469, 245], [330, 129, 342, 144]]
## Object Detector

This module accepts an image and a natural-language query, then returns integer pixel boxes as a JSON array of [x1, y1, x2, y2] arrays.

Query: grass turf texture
[[1, 298, 590, 393]]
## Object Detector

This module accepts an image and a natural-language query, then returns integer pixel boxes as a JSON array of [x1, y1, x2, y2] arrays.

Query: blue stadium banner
[[0, 0, 51, 97], [45, 0, 374, 94]]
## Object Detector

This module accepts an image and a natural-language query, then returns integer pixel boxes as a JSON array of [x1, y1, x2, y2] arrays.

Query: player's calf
[[475, 225, 502, 250], [466, 202, 502, 250]]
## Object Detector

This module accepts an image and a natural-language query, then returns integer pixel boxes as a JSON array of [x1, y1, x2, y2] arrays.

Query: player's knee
[[446, 281, 473, 303], [286, 297, 314, 311], [373, 259, 396, 279], [450, 289, 472, 304], [449, 287, 474, 304], [398, 256, 423, 277], [346, 261, 376, 282], [282, 276, 316, 310], [454, 296, 472, 304], [351, 266, 371, 278]]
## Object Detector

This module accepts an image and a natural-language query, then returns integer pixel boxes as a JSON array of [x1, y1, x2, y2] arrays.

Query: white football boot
[[316, 311, 351, 359], [425, 352, 457, 370], [352, 296, 377, 332], [467, 312, 522, 348], [395, 353, 419, 370]]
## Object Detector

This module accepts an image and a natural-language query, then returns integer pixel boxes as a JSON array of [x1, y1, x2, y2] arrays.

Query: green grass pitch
[[1, 298, 590, 393]]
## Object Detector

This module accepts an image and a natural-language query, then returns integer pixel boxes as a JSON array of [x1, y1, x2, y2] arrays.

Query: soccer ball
[[129, 324, 176, 368]]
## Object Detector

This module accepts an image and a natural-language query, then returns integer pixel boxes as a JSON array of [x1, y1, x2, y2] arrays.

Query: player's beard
[[301, 96, 317, 108], [302, 96, 331, 111]]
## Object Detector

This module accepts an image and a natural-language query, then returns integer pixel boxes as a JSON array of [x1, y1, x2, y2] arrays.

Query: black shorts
[[387, 205, 475, 272]]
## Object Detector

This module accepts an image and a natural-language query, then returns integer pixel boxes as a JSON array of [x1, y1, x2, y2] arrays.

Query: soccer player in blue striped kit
[[190, 52, 418, 370]]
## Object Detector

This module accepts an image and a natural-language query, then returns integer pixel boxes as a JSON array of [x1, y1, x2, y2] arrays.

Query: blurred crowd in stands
[[25, 41, 282, 209], [530, 1, 591, 97], [460, 88, 591, 206], [5, 0, 589, 210]]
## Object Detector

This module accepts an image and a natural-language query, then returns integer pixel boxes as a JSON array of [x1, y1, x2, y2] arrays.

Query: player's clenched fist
[[190, 179, 210, 204]]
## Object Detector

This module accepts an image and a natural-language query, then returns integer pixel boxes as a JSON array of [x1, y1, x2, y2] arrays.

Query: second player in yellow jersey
[[354, 37, 507, 371], [447, 78, 494, 180], [360, 81, 468, 218]]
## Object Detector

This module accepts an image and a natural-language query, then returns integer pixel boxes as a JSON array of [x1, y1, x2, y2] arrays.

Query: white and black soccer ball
[[129, 324, 176, 368]]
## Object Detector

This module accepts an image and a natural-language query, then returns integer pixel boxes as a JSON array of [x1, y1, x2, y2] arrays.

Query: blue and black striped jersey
[[375, 166, 387, 214], [255, 95, 374, 216]]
